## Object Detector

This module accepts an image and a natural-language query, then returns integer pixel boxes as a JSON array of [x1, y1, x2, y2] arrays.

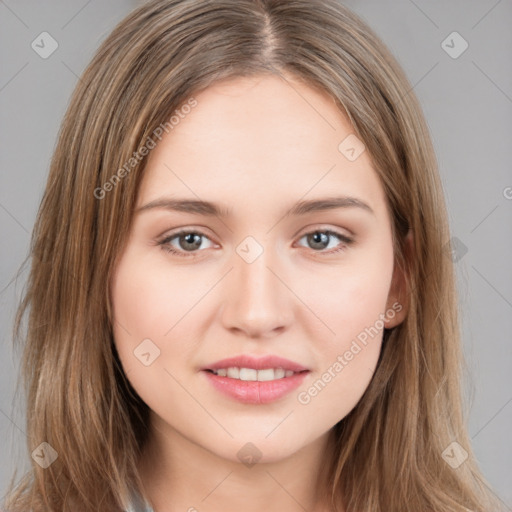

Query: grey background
[[1, 0, 511, 508]]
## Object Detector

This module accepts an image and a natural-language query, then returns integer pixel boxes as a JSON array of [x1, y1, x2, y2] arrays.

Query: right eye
[[158, 230, 215, 258]]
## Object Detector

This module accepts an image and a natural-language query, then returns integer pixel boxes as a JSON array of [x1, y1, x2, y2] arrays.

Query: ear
[[384, 229, 413, 329]]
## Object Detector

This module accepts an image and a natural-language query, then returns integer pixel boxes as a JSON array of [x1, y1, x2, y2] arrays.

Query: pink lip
[[201, 354, 310, 405], [203, 354, 309, 372], [202, 370, 309, 404]]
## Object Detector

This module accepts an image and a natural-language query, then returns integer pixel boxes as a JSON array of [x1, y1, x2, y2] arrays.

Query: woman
[[3, 0, 504, 511]]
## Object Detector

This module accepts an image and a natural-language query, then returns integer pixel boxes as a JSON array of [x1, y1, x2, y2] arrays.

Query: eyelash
[[157, 228, 354, 258]]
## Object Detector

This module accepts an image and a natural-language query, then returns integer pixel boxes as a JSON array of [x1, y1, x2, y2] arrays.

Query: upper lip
[[203, 354, 309, 372]]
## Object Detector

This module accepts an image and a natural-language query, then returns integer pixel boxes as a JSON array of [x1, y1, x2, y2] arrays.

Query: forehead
[[137, 73, 388, 220], [164, 73, 350, 160]]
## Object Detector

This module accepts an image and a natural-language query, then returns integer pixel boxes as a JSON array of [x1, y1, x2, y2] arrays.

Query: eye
[[158, 228, 354, 258], [296, 229, 354, 255], [158, 230, 215, 258]]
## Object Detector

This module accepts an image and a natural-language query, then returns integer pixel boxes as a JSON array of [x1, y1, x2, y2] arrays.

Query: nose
[[220, 243, 293, 338]]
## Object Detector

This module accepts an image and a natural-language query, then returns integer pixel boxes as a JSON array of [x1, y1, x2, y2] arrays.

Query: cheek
[[112, 264, 168, 338], [110, 250, 196, 383], [313, 280, 386, 404], [111, 246, 202, 336], [299, 247, 394, 351], [294, 244, 394, 416], [296, 282, 388, 427]]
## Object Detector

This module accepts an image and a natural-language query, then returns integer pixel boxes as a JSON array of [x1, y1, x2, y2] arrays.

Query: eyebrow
[[136, 196, 374, 217]]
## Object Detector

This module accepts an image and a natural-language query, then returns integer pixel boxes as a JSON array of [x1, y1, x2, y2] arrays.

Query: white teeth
[[239, 368, 258, 381], [274, 368, 285, 379], [212, 367, 299, 381], [257, 368, 275, 381], [227, 367, 239, 379]]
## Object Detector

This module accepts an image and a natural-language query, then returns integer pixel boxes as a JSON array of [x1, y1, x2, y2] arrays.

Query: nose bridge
[[221, 235, 290, 336]]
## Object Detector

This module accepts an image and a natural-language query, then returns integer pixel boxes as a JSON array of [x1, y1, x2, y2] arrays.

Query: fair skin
[[111, 73, 408, 512]]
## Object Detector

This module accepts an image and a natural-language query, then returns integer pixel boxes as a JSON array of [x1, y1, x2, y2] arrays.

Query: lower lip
[[202, 370, 309, 404]]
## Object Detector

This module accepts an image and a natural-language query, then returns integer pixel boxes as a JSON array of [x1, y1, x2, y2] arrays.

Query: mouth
[[201, 354, 311, 404], [203, 367, 308, 381], [203, 353, 309, 374]]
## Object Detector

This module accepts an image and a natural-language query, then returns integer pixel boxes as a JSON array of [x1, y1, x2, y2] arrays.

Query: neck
[[138, 413, 338, 512]]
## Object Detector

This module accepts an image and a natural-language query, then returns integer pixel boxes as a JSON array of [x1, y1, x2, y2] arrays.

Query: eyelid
[[294, 223, 353, 240]]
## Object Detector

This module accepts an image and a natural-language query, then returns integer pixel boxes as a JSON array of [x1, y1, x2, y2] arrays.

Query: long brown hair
[[3, 0, 504, 511]]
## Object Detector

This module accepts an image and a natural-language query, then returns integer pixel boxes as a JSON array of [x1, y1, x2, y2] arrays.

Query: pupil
[[182, 233, 201, 250], [309, 232, 328, 249]]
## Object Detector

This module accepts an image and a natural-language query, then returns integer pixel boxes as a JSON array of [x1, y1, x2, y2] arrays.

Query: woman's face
[[111, 73, 407, 464]]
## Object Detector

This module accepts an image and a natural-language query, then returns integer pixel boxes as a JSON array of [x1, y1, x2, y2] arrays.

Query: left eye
[[296, 230, 353, 253], [158, 229, 353, 258]]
